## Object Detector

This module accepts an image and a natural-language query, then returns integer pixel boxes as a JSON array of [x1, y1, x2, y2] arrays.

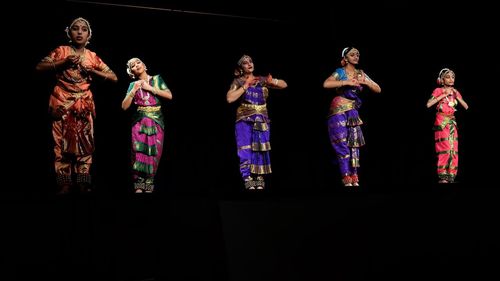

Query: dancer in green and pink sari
[[122, 58, 173, 193]]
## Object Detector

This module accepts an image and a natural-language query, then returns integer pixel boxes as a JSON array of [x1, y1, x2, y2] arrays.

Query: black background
[[3, 1, 499, 281], [7, 0, 495, 194]]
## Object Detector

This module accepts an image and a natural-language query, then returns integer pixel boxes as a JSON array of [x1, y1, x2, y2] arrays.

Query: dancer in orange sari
[[36, 17, 118, 193], [427, 68, 468, 183]]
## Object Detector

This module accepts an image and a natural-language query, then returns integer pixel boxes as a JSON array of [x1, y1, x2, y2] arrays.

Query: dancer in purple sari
[[323, 47, 381, 187], [122, 58, 173, 193], [226, 55, 287, 190]]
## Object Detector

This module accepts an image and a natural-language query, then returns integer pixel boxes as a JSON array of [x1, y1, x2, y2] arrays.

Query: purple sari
[[327, 68, 366, 178], [233, 77, 272, 179]]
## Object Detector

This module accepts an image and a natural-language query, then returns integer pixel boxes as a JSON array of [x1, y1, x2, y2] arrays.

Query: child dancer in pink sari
[[427, 68, 468, 183]]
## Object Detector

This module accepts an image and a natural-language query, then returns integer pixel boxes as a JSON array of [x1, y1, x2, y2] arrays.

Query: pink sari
[[429, 88, 463, 182]]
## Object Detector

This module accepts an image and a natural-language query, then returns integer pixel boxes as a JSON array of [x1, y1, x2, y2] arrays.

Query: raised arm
[[359, 74, 381, 93], [323, 74, 360, 89], [85, 67, 118, 82], [454, 89, 468, 110], [122, 81, 142, 110], [226, 83, 246, 103], [36, 55, 79, 72], [141, 80, 172, 100], [427, 88, 448, 108], [323, 75, 343, 89], [265, 74, 287, 89], [226, 76, 258, 103]]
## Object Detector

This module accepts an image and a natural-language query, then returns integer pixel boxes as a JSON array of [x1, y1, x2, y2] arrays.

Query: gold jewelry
[[138, 106, 161, 112], [140, 89, 150, 105], [445, 95, 455, 107]]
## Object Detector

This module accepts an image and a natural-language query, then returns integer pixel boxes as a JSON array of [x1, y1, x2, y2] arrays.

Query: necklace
[[345, 68, 359, 80], [444, 95, 455, 107], [140, 89, 150, 105], [443, 88, 456, 107], [64, 46, 87, 83], [140, 76, 151, 105]]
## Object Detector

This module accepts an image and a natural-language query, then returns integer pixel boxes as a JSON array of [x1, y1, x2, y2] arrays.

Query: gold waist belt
[[240, 103, 266, 110], [330, 96, 355, 115], [138, 106, 161, 112]]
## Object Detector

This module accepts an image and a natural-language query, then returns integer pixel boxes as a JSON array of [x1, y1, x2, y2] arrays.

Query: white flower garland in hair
[[341, 47, 351, 57]]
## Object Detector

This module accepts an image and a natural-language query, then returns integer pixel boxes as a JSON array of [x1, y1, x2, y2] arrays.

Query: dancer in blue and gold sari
[[323, 47, 381, 187]]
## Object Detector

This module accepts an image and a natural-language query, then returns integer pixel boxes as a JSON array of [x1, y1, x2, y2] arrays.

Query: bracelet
[[242, 85, 248, 91], [127, 91, 135, 98]]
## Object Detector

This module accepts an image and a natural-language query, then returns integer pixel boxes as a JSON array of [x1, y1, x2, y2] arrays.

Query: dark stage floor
[[3, 185, 499, 281]]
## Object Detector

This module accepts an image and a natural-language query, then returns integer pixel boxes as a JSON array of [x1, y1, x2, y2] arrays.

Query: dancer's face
[[240, 57, 254, 74], [69, 20, 90, 45], [129, 59, 146, 76], [442, 72, 455, 86], [345, 48, 360, 65]]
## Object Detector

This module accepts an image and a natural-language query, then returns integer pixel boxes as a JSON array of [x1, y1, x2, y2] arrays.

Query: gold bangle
[[242, 85, 248, 91]]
